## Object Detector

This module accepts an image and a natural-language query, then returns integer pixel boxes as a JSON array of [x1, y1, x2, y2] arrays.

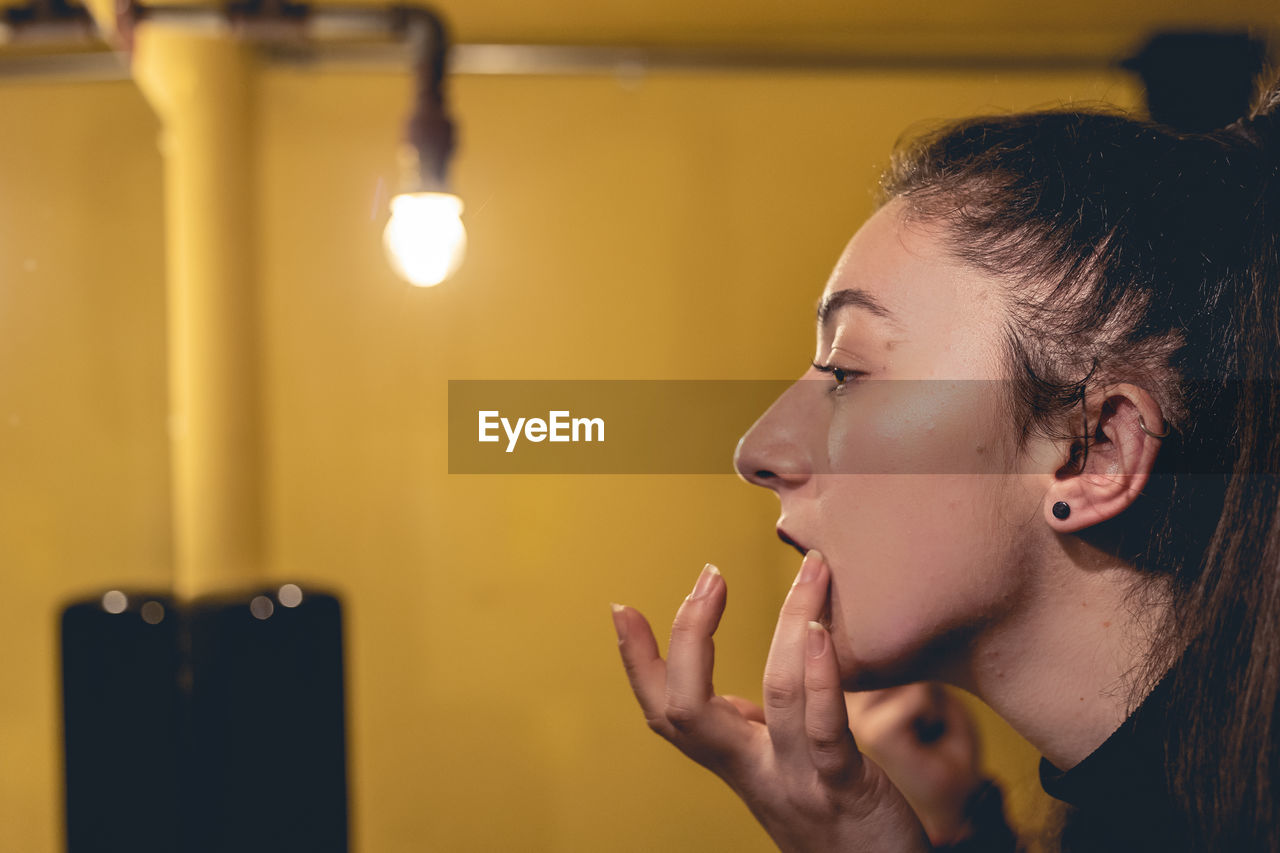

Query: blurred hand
[[611, 551, 932, 853], [845, 683, 984, 846]]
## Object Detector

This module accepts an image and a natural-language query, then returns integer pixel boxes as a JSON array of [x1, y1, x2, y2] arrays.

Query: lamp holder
[[391, 6, 455, 194]]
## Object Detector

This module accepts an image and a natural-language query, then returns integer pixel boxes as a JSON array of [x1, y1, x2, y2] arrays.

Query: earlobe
[[1043, 384, 1166, 533], [1044, 482, 1095, 532]]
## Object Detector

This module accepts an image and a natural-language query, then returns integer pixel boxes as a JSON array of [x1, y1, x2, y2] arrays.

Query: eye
[[811, 361, 864, 395]]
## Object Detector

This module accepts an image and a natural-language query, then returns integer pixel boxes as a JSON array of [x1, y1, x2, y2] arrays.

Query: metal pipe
[[131, 26, 264, 598], [11, 1, 1274, 80], [0, 39, 1147, 81]]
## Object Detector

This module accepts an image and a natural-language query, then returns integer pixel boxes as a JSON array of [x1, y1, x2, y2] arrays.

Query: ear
[[1044, 383, 1167, 533]]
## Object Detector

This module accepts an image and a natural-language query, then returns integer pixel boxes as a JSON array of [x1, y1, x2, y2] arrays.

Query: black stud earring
[[1052, 501, 1071, 520]]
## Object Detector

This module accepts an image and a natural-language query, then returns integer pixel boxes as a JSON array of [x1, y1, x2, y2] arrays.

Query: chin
[[835, 650, 927, 691], [828, 581, 977, 689], [831, 619, 969, 691]]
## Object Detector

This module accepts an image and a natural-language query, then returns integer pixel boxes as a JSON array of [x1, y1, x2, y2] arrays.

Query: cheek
[[824, 382, 1005, 475], [817, 474, 1019, 683]]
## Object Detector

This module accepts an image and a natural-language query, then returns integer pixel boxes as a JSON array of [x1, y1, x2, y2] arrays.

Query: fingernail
[[795, 550, 823, 586], [806, 621, 827, 657], [610, 603, 628, 642], [689, 563, 721, 600]]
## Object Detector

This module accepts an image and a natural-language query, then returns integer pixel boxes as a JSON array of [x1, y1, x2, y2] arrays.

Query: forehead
[[820, 201, 1007, 377]]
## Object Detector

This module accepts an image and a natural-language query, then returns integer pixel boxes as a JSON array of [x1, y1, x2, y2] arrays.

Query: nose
[[733, 381, 815, 492]]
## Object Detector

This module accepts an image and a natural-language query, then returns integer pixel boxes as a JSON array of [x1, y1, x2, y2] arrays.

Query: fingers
[[762, 550, 830, 763], [844, 685, 905, 719], [847, 683, 981, 784], [612, 555, 867, 792], [804, 620, 861, 784], [937, 686, 977, 746], [665, 563, 725, 729], [611, 603, 671, 731], [723, 695, 766, 723], [612, 566, 755, 765], [935, 689, 981, 773], [851, 684, 941, 753], [912, 684, 949, 744]]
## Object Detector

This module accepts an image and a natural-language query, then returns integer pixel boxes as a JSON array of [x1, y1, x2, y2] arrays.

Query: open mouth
[[776, 528, 808, 557], [777, 527, 832, 630]]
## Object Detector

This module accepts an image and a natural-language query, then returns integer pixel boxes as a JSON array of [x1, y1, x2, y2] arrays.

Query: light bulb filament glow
[[383, 192, 467, 287]]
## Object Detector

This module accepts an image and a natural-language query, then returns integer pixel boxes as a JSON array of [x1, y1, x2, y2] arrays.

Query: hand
[[611, 551, 932, 853], [845, 684, 984, 846]]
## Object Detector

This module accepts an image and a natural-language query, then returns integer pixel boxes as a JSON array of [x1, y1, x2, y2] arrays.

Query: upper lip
[[776, 527, 808, 557]]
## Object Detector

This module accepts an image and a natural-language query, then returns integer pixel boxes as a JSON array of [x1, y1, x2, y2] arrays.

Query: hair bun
[[1228, 71, 1280, 157]]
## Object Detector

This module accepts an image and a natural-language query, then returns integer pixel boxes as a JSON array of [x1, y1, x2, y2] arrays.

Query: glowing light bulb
[[383, 191, 466, 287]]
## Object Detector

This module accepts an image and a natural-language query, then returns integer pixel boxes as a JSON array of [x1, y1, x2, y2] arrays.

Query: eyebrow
[[816, 288, 899, 328]]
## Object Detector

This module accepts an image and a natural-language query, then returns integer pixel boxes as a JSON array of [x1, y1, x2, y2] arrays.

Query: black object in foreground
[[60, 586, 348, 853]]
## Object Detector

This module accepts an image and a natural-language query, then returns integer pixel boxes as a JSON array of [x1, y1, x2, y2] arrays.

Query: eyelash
[[811, 361, 865, 394]]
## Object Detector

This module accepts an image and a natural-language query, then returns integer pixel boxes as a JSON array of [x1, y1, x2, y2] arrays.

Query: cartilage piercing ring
[[1137, 415, 1170, 439]]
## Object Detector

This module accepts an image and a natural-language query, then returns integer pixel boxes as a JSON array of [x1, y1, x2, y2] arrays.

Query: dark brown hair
[[880, 73, 1280, 849]]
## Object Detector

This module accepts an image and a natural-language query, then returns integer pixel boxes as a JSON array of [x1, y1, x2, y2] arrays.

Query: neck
[[952, 545, 1172, 770]]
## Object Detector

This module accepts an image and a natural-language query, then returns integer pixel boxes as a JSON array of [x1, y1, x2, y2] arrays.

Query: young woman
[[611, 72, 1280, 851]]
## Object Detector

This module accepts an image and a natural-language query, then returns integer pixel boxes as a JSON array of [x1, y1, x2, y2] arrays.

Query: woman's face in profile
[[734, 199, 1050, 688]]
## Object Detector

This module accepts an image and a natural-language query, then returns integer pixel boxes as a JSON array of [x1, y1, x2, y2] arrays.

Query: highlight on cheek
[[818, 379, 1010, 475]]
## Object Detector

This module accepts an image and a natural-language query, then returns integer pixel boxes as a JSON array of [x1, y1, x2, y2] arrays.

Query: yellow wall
[[0, 80, 170, 852], [0, 58, 1144, 851]]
